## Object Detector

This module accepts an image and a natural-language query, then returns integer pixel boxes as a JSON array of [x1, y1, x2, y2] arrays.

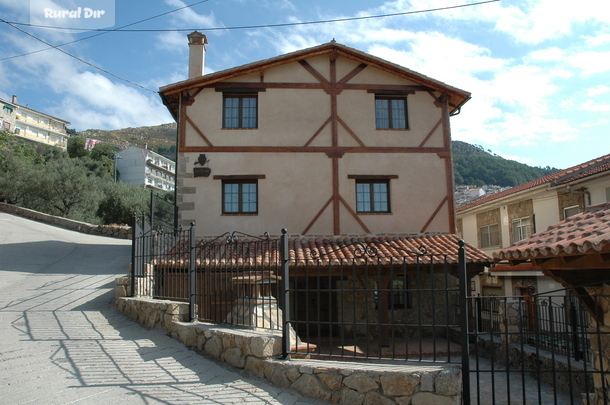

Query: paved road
[[0, 212, 324, 404]]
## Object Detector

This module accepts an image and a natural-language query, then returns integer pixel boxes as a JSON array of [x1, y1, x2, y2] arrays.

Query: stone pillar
[[134, 263, 154, 298], [500, 299, 521, 345]]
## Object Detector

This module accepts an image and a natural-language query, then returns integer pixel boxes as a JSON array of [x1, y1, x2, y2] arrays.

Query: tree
[[31, 159, 101, 220], [67, 136, 90, 158], [97, 182, 150, 225]]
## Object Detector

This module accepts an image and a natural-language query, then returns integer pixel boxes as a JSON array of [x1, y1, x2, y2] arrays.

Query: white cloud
[[587, 85, 610, 97], [579, 99, 610, 112], [568, 51, 610, 75]]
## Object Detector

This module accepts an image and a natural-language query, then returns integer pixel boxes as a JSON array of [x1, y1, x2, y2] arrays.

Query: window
[[223, 94, 257, 129], [3, 105, 13, 115], [512, 217, 531, 243], [480, 224, 499, 248], [389, 276, 409, 309], [564, 205, 579, 219], [355, 180, 390, 213], [375, 97, 408, 129], [222, 180, 258, 214]]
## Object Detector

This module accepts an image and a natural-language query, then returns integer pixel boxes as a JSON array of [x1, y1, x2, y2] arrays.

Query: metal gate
[[465, 286, 610, 404]]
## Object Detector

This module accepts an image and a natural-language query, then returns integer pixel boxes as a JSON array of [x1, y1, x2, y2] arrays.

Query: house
[[160, 32, 471, 238], [456, 153, 610, 297], [115, 146, 176, 192], [155, 33, 492, 352], [0, 95, 70, 150]]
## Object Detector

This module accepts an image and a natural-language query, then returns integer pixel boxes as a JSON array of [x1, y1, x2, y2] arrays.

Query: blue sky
[[0, 0, 608, 170]]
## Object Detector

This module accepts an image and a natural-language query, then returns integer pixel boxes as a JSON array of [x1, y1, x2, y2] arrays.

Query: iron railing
[[131, 221, 610, 404]]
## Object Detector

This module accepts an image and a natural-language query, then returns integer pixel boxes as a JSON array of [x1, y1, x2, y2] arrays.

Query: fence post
[[570, 300, 582, 361], [189, 222, 196, 322], [458, 240, 471, 405], [131, 213, 138, 298], [281, 228, 291, 359], [150, 189, 155, 230]]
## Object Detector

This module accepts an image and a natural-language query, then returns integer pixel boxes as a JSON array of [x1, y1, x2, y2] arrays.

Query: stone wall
[[115, 292, 463, 404], [0, 202, 132, 239]]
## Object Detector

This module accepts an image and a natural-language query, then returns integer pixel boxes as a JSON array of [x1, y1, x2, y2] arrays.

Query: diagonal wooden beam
[[339, 195, 371, 234], [338, 63, 367, 85], [418, 118, 442, 148], [337, 116, 366, 147], [302, 196, 333, 235], [304, 116, 332, 147], [298, 60, 329, 84], [420, 196, 448, 233], [185, 115, 214, 147]]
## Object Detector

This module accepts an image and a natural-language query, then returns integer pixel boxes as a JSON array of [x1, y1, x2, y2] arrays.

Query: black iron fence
[[473, 292, 592, 364], [131, 220, 465, 362], [468, 290, 609, 404], [131, 220, 610, 404]]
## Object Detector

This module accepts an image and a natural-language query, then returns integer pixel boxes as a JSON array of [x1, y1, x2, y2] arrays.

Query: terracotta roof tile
[[156, 233, 492, 268], [457, 153, 610, 212], [494, 202, 610, 262]]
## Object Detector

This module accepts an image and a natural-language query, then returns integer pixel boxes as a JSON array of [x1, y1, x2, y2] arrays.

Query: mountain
[[77, 125, 558, 187], [452, 141, 557, 187]]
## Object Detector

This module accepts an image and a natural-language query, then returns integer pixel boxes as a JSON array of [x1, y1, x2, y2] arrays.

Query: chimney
[[187, 31, 207, 79], [12, 95, 17, 104]]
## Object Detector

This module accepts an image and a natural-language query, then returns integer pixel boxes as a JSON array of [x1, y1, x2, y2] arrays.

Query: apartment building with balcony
[[115, 146, 176, 193], [1, 95, 70, 150]]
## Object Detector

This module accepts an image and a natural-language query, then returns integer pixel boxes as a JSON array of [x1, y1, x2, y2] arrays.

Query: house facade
[[456, 153, 610, 297], [1, 95, 70, 150], [160, 33, 471, 238], [115, 146, 176, 193], [156, 34, 495, 350]]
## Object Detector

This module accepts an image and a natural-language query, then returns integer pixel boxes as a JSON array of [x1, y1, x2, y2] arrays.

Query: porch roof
[[288, 233, 492, 266], [494, 202, 610, 264], [164, 233, 493, 269]]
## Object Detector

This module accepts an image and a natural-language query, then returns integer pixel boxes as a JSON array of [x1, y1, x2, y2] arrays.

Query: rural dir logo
[[30, 0, 115, 29]]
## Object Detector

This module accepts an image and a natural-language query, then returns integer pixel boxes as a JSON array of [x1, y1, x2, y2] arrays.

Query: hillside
[[452, 141, 557, 187], [79, 123, 177, 160], [77, 125, 558, 187]]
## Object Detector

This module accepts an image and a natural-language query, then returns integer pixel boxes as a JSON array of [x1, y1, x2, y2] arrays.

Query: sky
[[0, 0, 609, 170]]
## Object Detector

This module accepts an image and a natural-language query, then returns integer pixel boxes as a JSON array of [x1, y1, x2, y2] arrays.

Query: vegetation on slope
[[452, 141, 558, 187], [0, 131, 155, 225]]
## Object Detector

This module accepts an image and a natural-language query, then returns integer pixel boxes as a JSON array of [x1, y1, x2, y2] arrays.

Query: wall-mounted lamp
[[194, 154, 211, 177]]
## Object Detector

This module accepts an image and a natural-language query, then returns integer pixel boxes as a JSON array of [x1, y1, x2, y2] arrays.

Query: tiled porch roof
[[157, 233, 492, 268], [288, 233, 492, 266], [494, 202, 610, 263], [457, 153, 610, 212]]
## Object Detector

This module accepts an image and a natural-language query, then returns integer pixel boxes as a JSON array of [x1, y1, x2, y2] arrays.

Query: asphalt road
[[0, 212, 324, 404]]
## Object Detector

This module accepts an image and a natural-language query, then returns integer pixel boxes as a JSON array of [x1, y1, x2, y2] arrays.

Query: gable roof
[[494, 202, 610, 263], [457, 153, 610, 212], [159, 41, 471, 119]]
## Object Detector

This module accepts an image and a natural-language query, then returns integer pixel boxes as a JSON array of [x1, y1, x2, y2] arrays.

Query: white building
[[1, 95, 70, 150], [115, 146, 176, 192]]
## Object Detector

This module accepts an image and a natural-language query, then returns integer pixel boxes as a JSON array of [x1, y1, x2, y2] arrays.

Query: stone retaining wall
[[0, 203, 131, 239], [115, 293, 462, 405]]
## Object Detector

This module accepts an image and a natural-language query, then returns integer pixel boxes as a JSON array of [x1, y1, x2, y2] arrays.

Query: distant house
[[456, 153, 610, 297], [0, 95, 70, 150], [115, 146, 176, 193]]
